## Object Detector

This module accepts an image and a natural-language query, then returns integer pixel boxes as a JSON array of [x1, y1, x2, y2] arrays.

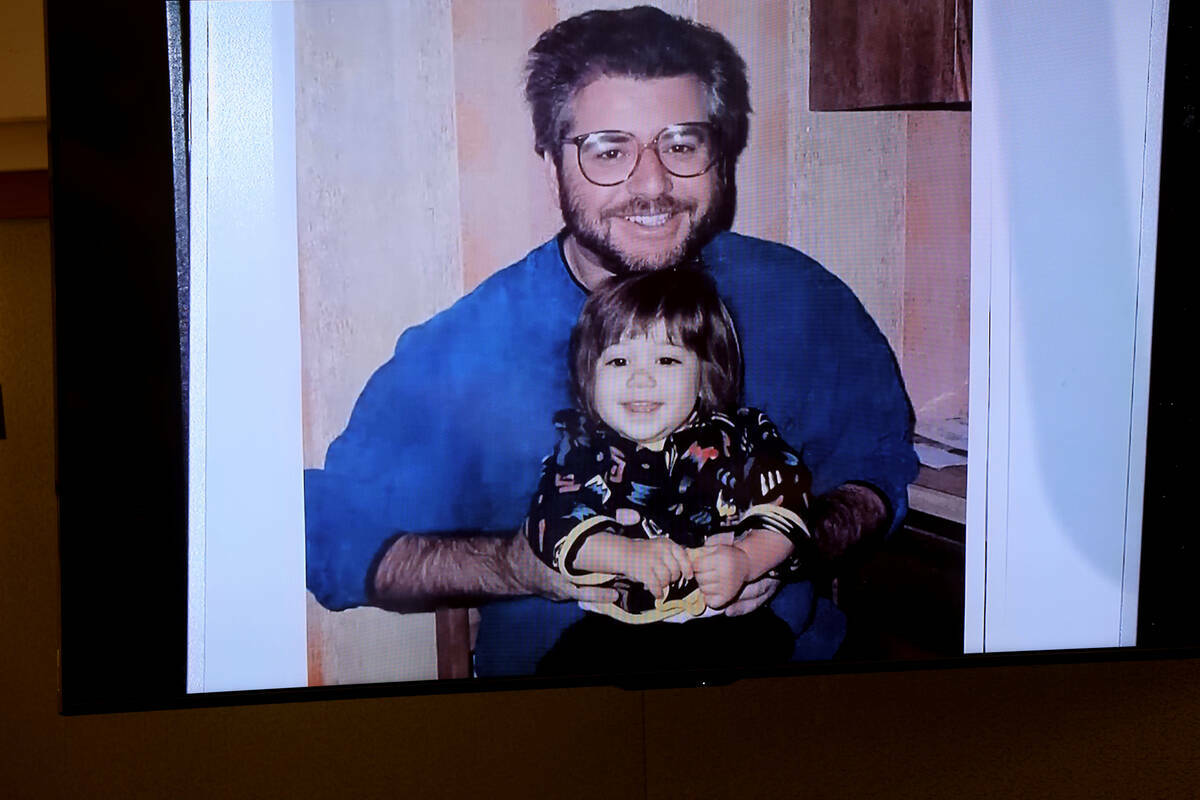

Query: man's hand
[[503, 533, 619, 604], [721, 574, 781, 617], [809, 483, 888, 560]]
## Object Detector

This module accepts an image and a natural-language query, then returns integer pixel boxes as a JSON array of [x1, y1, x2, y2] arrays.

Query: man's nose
[[626, 146, 672, 197]]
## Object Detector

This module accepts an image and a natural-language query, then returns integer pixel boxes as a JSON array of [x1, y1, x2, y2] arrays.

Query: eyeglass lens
[[577, 124, 715, 185]]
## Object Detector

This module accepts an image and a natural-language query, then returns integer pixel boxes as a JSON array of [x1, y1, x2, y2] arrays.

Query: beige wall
[[0, 0, 48, 170], [0, 0, 46, 121], [904, 111, 971, 421], [296, 0, 465, 470], [0, 223, 55, 540], [0, 219, 62, 789], [297, 0, 971, 685], [0, 120, 48, 171]]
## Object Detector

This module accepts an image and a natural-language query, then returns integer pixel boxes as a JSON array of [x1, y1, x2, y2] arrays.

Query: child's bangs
[[599, 291, 704, 351]]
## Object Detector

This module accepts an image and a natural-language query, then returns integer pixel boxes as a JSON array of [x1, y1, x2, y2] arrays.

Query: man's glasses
[[562, 122, 719, 187]]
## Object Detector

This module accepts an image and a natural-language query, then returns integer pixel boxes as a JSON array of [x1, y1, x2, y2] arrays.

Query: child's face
[[593, 321, 700, 450]]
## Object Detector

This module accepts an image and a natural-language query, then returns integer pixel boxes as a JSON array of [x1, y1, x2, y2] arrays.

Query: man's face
[[555, 75, 727, 274]]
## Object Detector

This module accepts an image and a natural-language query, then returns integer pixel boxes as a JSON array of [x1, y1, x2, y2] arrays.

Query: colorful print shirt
[[527, 407, 812, 623]]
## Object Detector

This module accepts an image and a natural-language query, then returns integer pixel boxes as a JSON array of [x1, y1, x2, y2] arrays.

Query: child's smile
[[593, 321, 700, 450]]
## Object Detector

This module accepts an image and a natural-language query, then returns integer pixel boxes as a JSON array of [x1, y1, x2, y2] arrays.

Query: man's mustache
[[603, 197, 696, 218]]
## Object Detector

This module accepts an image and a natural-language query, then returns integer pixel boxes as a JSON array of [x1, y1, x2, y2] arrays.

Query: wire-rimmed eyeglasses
[[562, 122, 719, 187]]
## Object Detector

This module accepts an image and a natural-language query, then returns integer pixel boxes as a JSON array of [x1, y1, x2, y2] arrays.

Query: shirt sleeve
[[303, 317, 487, 610], [736, 408, 814, 551], [802, 290, 918, 534], [526, 416, 619, 580], [707, 235, 920, 536], [304, 277, 571, 611]]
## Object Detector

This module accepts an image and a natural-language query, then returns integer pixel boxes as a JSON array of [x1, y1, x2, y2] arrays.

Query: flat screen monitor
[[49, 0, 1194, 713]]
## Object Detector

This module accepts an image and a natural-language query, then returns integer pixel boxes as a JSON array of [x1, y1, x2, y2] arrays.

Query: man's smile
[[605, 198, 694, 235], [611, 210, 688, 242], [622, 212, 673, 227]]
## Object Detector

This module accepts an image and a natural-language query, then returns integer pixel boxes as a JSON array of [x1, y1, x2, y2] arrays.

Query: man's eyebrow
[[586, 131, 630, 143]]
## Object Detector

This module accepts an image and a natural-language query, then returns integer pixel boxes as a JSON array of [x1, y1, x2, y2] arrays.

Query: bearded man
[[305, 6, 918, 677]]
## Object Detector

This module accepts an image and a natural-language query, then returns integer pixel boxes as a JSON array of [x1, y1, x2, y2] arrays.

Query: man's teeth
[[624, 213, 671, 227]]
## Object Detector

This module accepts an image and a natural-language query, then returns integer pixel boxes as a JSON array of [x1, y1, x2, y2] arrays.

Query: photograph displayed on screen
[[184, 0, 1164, 695]]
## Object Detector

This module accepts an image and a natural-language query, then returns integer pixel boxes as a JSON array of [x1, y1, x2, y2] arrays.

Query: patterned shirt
[[527, 407, 812, 623]]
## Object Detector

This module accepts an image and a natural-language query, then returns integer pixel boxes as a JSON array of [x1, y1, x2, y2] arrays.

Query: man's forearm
[[371, 533, 529, 612], [367, 484, 890, 611], [808, 483, 889, 560]]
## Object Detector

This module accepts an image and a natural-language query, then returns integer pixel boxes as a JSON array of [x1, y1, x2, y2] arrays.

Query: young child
[[527, 267, 813, 674]]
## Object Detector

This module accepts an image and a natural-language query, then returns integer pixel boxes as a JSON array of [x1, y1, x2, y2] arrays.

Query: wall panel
[[452, 0, 561, 292]]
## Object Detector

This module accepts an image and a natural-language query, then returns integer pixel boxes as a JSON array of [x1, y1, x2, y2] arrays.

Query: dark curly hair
[[570, 267, 742, 423], [524, 6, 751, 169]]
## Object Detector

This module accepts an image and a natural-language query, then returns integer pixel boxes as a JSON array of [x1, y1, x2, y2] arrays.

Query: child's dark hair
[[570, 268, 741, 422]]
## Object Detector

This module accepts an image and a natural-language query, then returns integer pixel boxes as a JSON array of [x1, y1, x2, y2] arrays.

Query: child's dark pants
[[536, 608, 794, 676]]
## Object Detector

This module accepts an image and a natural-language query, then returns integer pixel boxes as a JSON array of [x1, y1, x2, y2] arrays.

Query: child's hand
[[689, 544, 752, 609], [620, 538, 693, 600]]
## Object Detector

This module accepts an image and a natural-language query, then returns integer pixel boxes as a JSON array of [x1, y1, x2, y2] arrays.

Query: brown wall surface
[[0, 0, 48, 171], [0, 0, 46, 121]]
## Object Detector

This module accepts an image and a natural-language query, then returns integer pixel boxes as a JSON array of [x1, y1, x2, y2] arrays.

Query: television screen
[[51, 0, 1190, 712]]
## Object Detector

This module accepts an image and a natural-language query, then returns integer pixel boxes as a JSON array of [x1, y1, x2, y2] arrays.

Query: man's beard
[[559, 179, 730, 274]]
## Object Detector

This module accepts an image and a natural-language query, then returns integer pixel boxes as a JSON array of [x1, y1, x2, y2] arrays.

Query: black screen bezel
[[49, 0, 1198, 715]]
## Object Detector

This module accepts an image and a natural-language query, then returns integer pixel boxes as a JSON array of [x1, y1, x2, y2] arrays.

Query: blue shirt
[[305, 231, 919, 675]]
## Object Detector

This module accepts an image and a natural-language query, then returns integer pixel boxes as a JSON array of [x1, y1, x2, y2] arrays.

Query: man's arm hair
[[367, 484, 887, 613], [370, 529, 617, 612], [808, 483, 890, 561]]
